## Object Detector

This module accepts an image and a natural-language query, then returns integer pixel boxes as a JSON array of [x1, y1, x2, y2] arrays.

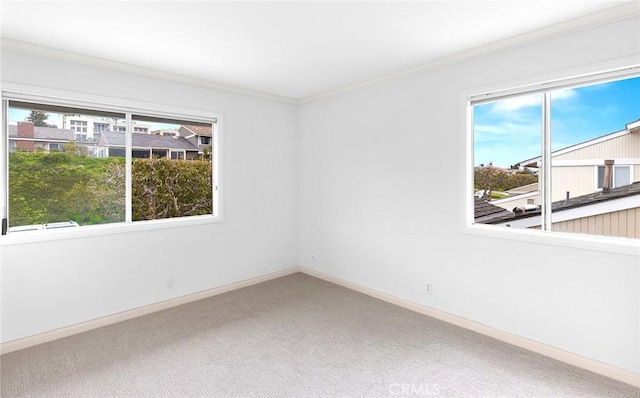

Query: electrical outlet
[[426, 282, 433, 295], [311, 254, 318, 261], [166, 277, 174, 289]]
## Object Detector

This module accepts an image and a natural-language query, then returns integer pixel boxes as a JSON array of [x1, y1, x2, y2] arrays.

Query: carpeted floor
[[1, 272, 638, 398]]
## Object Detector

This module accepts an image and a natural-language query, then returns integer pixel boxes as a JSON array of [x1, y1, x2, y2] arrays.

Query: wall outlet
[[311, 254, 318, 261], [165, 276, 174, 289], [426, 282, 433, 295]]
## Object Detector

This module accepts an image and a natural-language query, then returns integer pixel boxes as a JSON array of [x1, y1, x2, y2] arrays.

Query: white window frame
[[0, 82, 224, 246], [47, 142, 64, 151], [459, 56, 640, 255], [595, 164, 633, 190]]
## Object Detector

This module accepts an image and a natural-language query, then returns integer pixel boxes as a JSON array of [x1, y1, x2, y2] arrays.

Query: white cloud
[[551, 88, 577, 100], [492, 93, 541, 112], [490, 88, 577, 112]]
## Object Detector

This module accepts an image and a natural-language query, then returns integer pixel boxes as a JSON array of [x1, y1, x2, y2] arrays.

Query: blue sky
[[474, 75, 640, 169]]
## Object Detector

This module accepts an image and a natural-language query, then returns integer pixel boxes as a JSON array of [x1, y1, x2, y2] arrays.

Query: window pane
[[472, 93, 542, 228], [550, 76, 640, 238], [7, 105, 126, 231], [614, 166, 630, 188], [131, 116, 213, 221]]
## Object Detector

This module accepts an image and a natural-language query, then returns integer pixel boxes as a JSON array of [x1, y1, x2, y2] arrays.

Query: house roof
[[8, 125, 75, 141], [482, 181, 640, 224], [474, 198, 512, 223], [506, 182, 538, 195], [179, 125, 212, 137], [99, 131, 199, 151], [518, 119, 639, 168]]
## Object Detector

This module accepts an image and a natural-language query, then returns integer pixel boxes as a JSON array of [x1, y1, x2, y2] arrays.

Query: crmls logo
[[388, 383, 440, 396]]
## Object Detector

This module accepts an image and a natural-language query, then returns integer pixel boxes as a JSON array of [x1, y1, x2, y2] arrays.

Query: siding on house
[[532, 207, 640, 239], [551, 128, 640, 201]]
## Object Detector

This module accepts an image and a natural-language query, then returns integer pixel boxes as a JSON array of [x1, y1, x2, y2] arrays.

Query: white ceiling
[[0, 1, 637, 101]]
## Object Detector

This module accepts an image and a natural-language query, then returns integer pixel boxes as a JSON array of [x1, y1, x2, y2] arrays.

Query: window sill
[[462, 223, 640, 256], [0, 215, 223, 247]]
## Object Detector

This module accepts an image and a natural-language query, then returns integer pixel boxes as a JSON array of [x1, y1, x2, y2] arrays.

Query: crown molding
[[298, 2, 640, 104], [0, 37, 299, 106], [1, 2, 638, 106]]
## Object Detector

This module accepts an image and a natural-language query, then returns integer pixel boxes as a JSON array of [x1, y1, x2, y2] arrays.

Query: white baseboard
[[0, 266, 301, 355], [299, 267, 640, 388], [2, 265, 638, 388]]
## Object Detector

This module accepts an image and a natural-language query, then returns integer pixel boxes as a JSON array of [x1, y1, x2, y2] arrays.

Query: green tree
[[8, 152, 212, 228], [474, 165, 508, 199], [505, 171, 538, 190], [132, 158, 212, 220], [26, 110, 57, 128]]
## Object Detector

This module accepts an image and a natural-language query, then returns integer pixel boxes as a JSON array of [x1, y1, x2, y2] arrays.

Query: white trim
[[552, 158, 640, 167], [0, 38, 298, 106], [460, 57, 640, 255], [497, 195, 640, 229], [9, 137, 70, 144], [299, 267, 640, 388], [521, 129, 633, 166], [300, 3, 639, 104], [3, 265, 638, 388], [0, 267, 301, 355], [2, 4, 638, 106], [463, 222, 639, 255], [558, 193, 638, 223], [0, 82, 225, 243], [491, 191, 539, 206], [627, 119, 640, 131], [0, 213, 223, 247], [595, 164, 634, 190]]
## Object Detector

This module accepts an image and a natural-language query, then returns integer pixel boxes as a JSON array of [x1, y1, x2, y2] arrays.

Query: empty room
[[1, 1, 639, 397]]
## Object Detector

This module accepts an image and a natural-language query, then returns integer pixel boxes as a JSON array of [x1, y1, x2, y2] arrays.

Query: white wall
[[0, 50, 299, 343], [299, 16, 640, 374], [1, 13, 638, 379]]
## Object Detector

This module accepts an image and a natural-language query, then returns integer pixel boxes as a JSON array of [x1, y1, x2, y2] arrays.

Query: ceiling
[[0, 1, 637, 102]]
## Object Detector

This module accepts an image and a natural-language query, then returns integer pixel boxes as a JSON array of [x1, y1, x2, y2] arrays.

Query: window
[[469, 69, 640, 242], [94, 122, 109, 132], [597, 165, 631, 189], [200, 136, 212, 145], [70, 120, 87, 133], [1, 93, 221, 237], [48, 143, 63, 151]]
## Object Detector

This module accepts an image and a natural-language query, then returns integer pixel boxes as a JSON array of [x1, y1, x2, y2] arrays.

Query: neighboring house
[[490, 119, 640, 211], [62, 115, 152, 143], [151, 129, 180, 137], [475, 119, 640, 239], [525, 119, 638, 200], [8, 122, 74, 152], [178, 125, 213, 157], [96, 130, 200, 159], [479, 180, 640, 239]]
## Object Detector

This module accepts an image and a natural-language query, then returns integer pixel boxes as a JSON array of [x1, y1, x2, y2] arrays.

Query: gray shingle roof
[[179, 125, 212, 137], [482, 181, 640, 224], [9, 125, 75, 141], [100, 131, 199, 150]]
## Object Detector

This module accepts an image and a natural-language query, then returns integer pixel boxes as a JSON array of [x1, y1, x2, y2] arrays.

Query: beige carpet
[[1, 272, 638, 398]]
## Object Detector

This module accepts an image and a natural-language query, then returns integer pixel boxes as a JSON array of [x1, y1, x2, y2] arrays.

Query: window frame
[[0, 82, 224, 246], [596, 164, 632, 190], [459, 56, 640, 255]]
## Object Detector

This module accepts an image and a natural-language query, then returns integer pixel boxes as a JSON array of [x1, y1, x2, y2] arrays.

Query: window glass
[[3, 98, 219, 235], [131, 115, 213, 222], [472, 74, 639, 240], [614, 166, 630, 187], [472, 93, 542, 228], [7, 104, 126, 231]]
